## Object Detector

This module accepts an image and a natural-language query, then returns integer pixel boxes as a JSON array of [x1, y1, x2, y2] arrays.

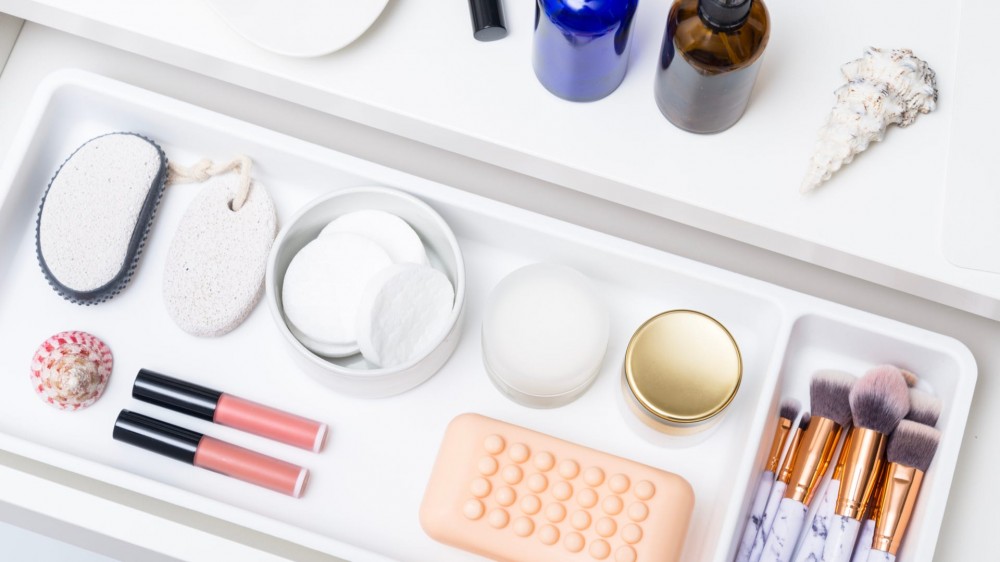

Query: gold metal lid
[[623, 310, 742, 425]]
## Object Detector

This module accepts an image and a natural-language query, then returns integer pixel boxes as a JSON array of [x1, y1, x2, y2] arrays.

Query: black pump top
[[698, 0, 752, 31]]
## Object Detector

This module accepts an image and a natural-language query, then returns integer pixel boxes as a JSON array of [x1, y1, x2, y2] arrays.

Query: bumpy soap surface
[[163, 175, 277, 337], [420, 414, 695, 562], [36, 132, 167, 304]]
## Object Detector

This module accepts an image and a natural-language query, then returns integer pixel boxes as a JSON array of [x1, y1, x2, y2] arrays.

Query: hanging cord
[[167, 155, 254, 211]]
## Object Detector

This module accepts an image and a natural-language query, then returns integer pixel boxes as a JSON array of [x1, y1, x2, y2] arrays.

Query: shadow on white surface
[[0, 520, 117, 562]]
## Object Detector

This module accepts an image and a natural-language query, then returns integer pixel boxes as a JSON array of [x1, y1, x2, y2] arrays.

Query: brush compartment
[[0, 71, 977, 562]]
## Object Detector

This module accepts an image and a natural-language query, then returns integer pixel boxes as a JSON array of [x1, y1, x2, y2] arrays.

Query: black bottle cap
[[133, 369, 222, 422], [468, 0, 507, 42], [113, 410, 203, 464], [698, 0, 752, 31]]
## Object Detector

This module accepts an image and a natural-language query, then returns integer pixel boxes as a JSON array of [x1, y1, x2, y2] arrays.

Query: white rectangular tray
[[0, 70, 977, 562]]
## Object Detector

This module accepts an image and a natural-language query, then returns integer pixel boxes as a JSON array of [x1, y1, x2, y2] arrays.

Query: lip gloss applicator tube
[[113, 410, 309, 497], [133, 369, 328, 452]]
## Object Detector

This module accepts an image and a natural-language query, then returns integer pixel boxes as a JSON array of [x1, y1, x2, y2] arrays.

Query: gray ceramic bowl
[[265, 186, 466, 398]]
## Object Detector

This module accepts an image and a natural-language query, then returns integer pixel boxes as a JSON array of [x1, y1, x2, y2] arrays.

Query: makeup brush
[[818, 365, 910, 562], [903, 388, 942, 427], [747, 412, 810, 562], [791, 423, 853, 562], [865, 421, 940, 562], [849, 465, 886, 562], [898, 369, 918, 388], [852, 389, 940, 562], [735, 399, 802, 562], [757, 370, 855, 562]]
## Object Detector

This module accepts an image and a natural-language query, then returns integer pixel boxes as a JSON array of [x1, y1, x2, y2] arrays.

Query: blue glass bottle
[[533, 0, 640, 102]]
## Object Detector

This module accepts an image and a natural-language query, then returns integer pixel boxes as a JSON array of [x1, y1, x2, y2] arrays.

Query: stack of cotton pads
[[281, 210, 455, 369]]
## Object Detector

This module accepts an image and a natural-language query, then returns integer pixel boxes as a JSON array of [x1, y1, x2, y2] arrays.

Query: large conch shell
[[801, 47, 937, 193]]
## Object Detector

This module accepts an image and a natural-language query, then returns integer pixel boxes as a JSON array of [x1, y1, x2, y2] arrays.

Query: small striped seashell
[[30, 331, 113, 410]]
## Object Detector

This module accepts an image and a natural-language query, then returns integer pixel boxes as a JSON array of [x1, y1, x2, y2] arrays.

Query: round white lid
[[482, 263, 609, 404]]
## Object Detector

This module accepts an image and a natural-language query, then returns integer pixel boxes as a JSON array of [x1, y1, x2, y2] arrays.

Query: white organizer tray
[[0, 71, 977, 562]]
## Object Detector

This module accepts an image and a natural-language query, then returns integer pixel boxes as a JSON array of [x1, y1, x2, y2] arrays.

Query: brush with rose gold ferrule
[[849, 464, 886, 562], [745, 412, 809, 562], [792, 424, 855, 562], [735, 399, 801, 562], [819, 366, 910, 562], [757, 370, 855, 562], [865, 421, 941, 562], [853, 389, 939, 562]]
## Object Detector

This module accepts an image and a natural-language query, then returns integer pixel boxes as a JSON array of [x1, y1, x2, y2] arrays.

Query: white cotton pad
[[482, 263, 609, 408], [320, 210, 428, 265], [163, 176, 277, 337], [356, 264, 455, 368], [36, 132, 167, 304], [281, 233, 392, 357]]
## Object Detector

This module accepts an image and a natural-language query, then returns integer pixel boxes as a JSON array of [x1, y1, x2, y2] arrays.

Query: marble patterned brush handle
[[820, 514, 861, 562], [736, 470, 776, 562], [850, 518, 876, 562], [749, 480, 788, 562], [865, 550, 893, 562], [792, 480, 840, 562], [759, 498, 808, 562]]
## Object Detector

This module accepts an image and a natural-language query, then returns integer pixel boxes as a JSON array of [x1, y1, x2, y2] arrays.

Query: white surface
[[1, 0, 998, 321], [203, 0, 390, 58], [0, 520, 117, 562], [0, 24, 995, 562], [942, 1, 1000, 274], [0, 69, 976, 562]]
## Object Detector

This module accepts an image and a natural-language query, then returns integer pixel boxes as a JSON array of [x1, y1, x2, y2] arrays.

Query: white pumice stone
[[37, 132, 166, 303], [282, 232, 392, 357], [320, 210, 428, 265], [356, 263, 454, 368], [163, 175, 277, 337]]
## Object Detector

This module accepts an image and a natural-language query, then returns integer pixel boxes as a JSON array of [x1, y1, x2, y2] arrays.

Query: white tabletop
[[0, 18, 996, 562], [0, 0, 997, 321]]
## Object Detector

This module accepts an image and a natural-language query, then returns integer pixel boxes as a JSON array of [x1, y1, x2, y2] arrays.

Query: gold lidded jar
[[621, 310, 741, 441]]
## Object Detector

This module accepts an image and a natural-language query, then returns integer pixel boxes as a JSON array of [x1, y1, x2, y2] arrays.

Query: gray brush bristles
[[799, 412, 811, 429], [780, 398, 802, 422], [809, 370, 856, 426], [850, 365, 911, 434], [899, 368, 919, 388], [905, 388, 942, 427], [887, 420, 941, 472]]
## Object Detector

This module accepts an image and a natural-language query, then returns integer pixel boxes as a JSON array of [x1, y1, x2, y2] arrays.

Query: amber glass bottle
[[654, 0, 769, 133]]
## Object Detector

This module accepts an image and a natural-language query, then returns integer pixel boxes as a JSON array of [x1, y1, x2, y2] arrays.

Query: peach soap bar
[[420, 414, 695, 562]]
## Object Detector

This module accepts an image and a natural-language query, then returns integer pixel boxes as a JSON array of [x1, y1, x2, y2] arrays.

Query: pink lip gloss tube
[[114, 410, 309, 498], [133, 369, 328, 452]]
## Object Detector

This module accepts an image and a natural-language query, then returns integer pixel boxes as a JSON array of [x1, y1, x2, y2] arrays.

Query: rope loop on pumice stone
[[167, 155, 254, 211]]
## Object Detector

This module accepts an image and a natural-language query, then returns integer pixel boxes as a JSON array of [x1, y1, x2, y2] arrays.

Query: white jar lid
[[482, 263, 609, 408]]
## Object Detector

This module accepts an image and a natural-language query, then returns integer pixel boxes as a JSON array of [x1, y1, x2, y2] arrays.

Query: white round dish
[[266, 186, 466, 398], [204, 0, 391, 58]]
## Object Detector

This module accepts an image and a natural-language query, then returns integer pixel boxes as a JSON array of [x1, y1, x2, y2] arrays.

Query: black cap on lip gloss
[[468, 0, 507, 41], [133, 369, 222, 422], [113, 410, 202, 464]]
